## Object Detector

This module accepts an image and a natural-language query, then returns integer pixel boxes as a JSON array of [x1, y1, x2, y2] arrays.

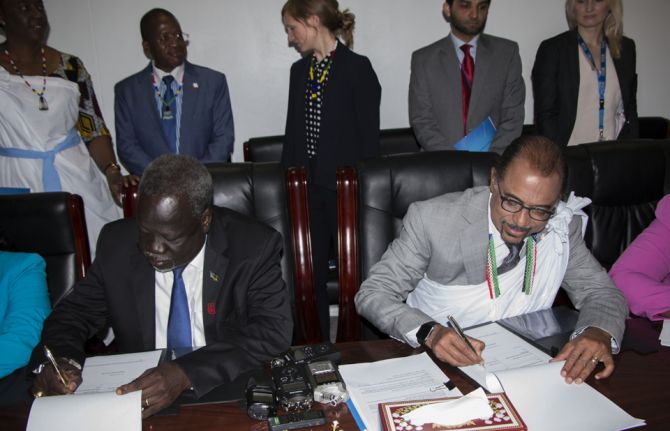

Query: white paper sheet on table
[[75, 350, 162, 394], [339, 352, 462, 431], [457, 322, 645, 430], [27, 391, 141, 431], [27, 350, 162, 431], [460, 322, 552, 392]]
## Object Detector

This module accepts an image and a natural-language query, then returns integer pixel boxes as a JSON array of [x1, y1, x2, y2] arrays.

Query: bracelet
[[104, 161, 121, 175]]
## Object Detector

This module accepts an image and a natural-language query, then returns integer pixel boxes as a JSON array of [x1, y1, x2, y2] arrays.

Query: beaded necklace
[[485, 233, 537, 299], [4, 46, 49, 111], [308, 53, 333, 101], [151, 74, 182, 120]]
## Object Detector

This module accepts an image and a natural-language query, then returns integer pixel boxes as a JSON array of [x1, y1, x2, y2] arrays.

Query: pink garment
[[610, 194, 670, 320]]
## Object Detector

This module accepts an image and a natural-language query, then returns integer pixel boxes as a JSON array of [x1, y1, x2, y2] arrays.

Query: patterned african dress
[[0, 52, 121, 256]]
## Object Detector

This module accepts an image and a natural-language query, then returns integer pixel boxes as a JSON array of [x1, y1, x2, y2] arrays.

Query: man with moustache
[[115, 8, 235, 175], [409, 0, 525, 153], [356, 136, 627, 385], [31, 155, 292, 417]]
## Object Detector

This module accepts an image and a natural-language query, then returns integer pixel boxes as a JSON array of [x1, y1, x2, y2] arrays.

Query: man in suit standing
[[409, 0, 525, 154], [115, 8, 235, 175], [32, 155, 292, 417], [355, 136, 627, 384]]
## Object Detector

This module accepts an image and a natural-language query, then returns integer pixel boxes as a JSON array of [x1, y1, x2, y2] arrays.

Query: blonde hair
[[565, 0, 624, 58], [281, 0, 356, 48]]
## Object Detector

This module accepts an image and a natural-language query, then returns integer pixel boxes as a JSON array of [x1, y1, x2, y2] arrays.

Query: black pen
[[447, 315, 484, 365], [44, 345, 68, 387]]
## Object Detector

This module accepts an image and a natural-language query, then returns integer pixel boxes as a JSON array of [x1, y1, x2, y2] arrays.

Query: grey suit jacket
[[355, 187, 627, 349], [408, 34, 525, 154]]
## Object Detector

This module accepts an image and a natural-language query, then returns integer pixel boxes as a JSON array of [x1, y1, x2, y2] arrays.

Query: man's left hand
[[552, 327, 614, 384], [116, 362, 191, 418]]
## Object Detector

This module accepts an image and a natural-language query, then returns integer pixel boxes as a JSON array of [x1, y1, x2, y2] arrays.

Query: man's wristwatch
[[416, 321, 438, 346]]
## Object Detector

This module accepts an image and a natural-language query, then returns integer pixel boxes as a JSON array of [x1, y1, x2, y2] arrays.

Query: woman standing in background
[[532, 0, 638, 146], [281, 0, 381, 340], [0, 0, 129, 254]]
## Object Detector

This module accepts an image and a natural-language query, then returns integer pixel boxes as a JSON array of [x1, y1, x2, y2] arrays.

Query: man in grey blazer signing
[[409, 0, 525, 153], [355, 136, 627, 384]]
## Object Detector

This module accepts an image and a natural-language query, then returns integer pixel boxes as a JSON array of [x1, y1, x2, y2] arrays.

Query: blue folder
[[0, 187, 30, 195], [454, 117, 497, 152]]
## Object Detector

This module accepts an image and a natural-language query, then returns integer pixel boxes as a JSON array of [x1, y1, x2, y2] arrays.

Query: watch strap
[[416, 321, 438, 346]]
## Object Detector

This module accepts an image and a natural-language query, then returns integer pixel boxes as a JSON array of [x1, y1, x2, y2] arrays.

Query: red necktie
[[460, 44, 474, 136]]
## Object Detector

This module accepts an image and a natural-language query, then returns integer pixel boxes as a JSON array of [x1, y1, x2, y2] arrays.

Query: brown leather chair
[[336, 150, 498, 341], [123, 163, 320, 344], [0, 192, 90, 305]]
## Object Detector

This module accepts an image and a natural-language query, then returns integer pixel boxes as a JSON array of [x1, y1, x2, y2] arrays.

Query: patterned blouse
[[49, 53, 111, 145], [304, 48, 335, 159]]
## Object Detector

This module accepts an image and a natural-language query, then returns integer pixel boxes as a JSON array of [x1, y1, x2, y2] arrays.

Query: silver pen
[[446, 315, 483, 364], [43, 345, 68, 386]]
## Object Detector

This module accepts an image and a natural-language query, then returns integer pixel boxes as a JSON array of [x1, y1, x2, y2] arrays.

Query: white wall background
[[33, 0, 670, 161]]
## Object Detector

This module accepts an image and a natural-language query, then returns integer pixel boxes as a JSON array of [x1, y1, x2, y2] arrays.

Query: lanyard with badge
[[577, 34, 607, 140]]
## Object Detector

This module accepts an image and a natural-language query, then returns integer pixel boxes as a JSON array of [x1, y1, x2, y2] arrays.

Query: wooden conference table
[[2, 320, 668, 431]]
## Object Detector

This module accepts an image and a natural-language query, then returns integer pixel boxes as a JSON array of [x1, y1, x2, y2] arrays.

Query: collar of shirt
[[154, 237, 207, 350], [152, 62, 185, 87], [450, 33, 480, 64]]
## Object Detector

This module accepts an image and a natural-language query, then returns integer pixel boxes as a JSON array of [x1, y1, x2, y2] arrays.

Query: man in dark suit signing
[[409, 0, 525, 153], [32, 155, 292, 417], [115, 8, 235, 175]]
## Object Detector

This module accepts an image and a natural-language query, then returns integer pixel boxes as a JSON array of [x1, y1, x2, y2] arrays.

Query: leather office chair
[[122, 163, 320, 344], [243, 128, 422, 162], [564, 139, 670, 269], [638, 117, 670, 139], [336, 150, 499, 341], [243, 135, 284, 162], [0, 192, 91, 305]]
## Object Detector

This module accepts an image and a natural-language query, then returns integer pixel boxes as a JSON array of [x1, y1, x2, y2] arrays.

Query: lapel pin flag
[[209, 271, 220, 282], [193, 82, 199, 89]]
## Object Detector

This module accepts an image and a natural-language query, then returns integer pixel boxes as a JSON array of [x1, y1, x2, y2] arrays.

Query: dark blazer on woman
[[532, 30, 638, 147], [282, 42, 381, 190]]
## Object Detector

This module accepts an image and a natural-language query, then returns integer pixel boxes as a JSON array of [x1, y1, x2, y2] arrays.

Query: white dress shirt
[[154, 239, 207, 349]]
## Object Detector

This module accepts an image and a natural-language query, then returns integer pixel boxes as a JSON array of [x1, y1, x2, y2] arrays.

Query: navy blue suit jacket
[[115, 62, 235, 175], [282, 43, 381, 190]]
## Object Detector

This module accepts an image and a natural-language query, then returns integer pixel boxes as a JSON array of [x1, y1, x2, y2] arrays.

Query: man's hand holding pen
[[425, 324, 485, 366], [32, 357, 82, 397]]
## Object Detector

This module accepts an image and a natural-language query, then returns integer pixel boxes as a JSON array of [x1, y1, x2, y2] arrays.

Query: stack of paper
[[27, 350, 162, 431], [339, 352, 462, 431]]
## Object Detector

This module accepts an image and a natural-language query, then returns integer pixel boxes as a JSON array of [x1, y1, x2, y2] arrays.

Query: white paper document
[[460, 322, 552, 392], [339, 352, 462, 431], [76, 350, 163, 394], [27, 351, 162, 431], [27, 391, 141, 431], [494, 361, 645, 431], [457, 322, 645, 430], [660, 320, 670, 347]]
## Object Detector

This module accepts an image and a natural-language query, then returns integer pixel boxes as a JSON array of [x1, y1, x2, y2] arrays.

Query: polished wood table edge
[[2, 338, 668, 430]]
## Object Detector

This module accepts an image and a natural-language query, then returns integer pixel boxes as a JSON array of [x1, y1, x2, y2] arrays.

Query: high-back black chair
[[638, 117, 670, 139], [123, 163, 320, 344], [564, 139, 670, 269], [243, 128, 422, 162], [336, 150, 499, 341], [243, 135, 284, 162], [0, 192, 91, 305]]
